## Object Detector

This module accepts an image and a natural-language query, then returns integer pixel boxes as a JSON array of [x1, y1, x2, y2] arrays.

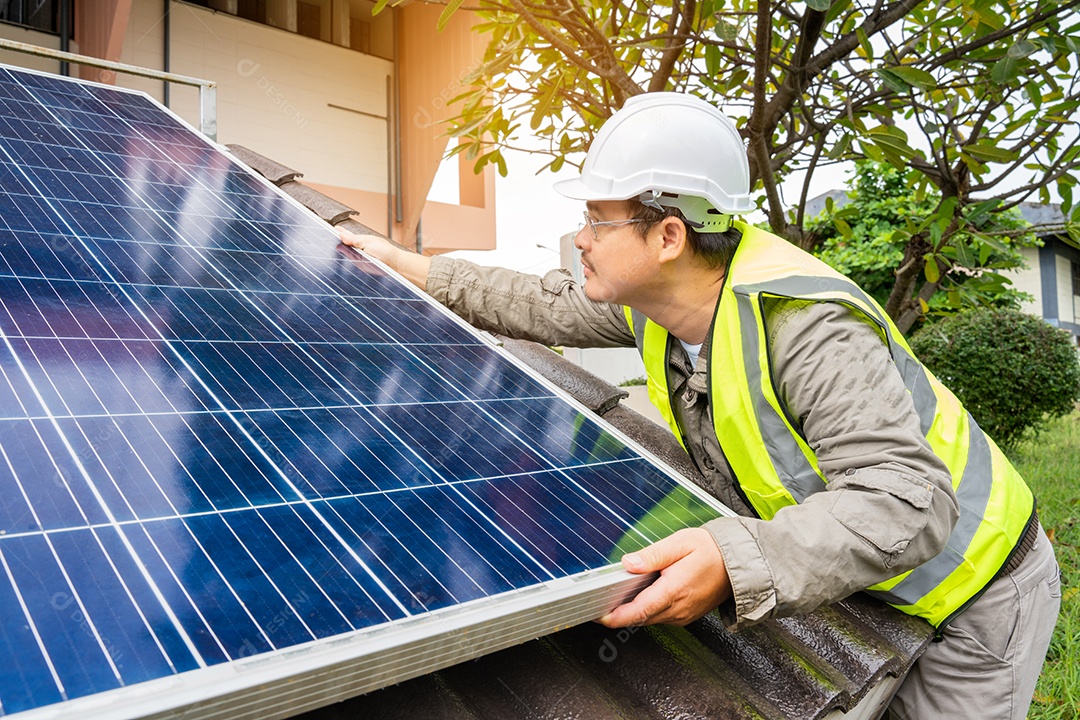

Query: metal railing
[[0, 38, 217, 140]]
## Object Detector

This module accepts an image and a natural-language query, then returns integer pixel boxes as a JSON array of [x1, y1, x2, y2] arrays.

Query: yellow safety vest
[[622, 221, 1034, 627]]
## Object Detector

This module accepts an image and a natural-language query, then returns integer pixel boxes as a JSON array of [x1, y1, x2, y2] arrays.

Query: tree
[[383, 0, 1080, 332], [809, 160, 1037, 319]]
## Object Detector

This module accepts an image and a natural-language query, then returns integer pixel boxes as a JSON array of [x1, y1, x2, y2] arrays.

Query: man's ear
[[655, 215, 688, 264]]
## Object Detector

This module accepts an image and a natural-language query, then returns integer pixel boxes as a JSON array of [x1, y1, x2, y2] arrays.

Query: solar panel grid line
[[40, 94, 718, 608], [78, 526, 184, 675], [0, 131, 422, 631], [0, 413, 212, 676], [0, 144, 255, 685], [5, 73, 527, 621], [0, 63, 736, 719], [0, 522, 65, 699]]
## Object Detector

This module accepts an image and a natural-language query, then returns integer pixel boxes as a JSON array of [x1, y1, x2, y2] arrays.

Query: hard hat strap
[[637, 190, 733, 233]]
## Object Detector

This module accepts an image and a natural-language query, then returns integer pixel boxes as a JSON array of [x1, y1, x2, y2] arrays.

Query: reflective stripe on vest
[[624, 221, 1034, 626]]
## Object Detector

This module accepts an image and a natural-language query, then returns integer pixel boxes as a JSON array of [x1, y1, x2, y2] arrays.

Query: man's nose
[[573, 225, 589, 251]]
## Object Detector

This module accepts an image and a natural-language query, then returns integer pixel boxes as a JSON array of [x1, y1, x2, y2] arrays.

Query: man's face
[[574, 200, 658, 305]]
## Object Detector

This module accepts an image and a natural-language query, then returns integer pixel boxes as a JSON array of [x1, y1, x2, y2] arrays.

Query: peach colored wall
[[395, 3, 495, 251], [303, 181, 391, 236], [305, 176, 493, 253], [74, 0, 133, 83]]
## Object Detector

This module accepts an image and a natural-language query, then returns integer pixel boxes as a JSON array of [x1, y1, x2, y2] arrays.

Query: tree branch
[[506, 0, 641, 103], [648, 0, 698, 92]]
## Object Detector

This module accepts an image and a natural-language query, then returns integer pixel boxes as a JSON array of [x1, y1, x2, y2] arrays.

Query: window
[[0, 0, 58, 34], [351, 18, 371, 54], [1072, 260, 1080, 297], [237, 0, 266, 23], [181, 0, 392, 60], [297, 2, 321, 40]]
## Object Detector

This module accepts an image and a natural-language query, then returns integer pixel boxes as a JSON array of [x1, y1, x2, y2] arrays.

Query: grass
[[1010, 410, 1080, 719]]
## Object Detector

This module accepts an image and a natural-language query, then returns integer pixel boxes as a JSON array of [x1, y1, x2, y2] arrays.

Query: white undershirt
[[679, 339, 703, 368]]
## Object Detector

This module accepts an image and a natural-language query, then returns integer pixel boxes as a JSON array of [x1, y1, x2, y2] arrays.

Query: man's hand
[[599, 528, 731, 627], [338, 228, 432, 290], [339, 229, 398, 264]]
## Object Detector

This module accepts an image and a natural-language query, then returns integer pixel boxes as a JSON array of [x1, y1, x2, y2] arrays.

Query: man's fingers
[[601, 528, 732, 628], [621, 528, 697, 574], [599, 579, 674, 627]]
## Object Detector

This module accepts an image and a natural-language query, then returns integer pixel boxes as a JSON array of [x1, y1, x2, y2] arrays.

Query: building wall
[[119, 0, 391, 196], [0, 23, 64, 73], [1011, 246, 1043, 316]]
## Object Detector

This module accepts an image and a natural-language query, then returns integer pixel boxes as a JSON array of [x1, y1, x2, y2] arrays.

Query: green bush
[[909, 309, 1080, 448]]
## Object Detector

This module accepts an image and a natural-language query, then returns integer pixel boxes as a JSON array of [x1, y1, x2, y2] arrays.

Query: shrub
[[909, 309, 1080, 448]]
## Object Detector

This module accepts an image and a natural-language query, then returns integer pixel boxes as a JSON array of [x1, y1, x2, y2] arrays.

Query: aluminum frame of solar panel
[[0, 63, 735, 720]]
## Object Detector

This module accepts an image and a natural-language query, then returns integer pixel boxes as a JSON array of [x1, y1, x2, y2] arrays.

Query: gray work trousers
[[886, 525, 1061, 720]]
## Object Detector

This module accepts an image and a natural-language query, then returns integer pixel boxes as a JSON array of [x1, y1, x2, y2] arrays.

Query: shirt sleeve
[[704, 300, 960, 628], [426, 256, 636, 348]]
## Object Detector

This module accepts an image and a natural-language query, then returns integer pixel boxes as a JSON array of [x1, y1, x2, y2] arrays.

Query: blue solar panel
[[0, 64, 728, 718]]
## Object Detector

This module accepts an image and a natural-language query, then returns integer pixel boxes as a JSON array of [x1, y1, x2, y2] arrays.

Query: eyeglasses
[[580, 211, 639, 240]]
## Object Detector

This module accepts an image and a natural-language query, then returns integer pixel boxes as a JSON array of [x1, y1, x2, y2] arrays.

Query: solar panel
[[0, 63, 730, 719]]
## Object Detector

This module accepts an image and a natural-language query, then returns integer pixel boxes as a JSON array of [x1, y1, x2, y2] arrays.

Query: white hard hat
[[554, 92, 752, 231]]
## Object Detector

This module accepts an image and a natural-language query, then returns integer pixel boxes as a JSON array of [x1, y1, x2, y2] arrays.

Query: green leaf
[[436, 0, 465, 32], [954, 239, 975, 268], [966, 198, 1001, 224], [833, 217, 853, 238], [705, 44, 721, 77], [924, 256, 940, 283], [936, 196, 958, 222], [532, 75, 562, 130], [964, 143, 1020, 163], [1008, 40, 1038, 59], [865, 126, 919, 168], [827, 132, 852, 160], [886, 65, 936, 89], [875, 68, 911, 94], [806, 0, 831, 11], [372, 0, 391, 15], [991, 56, 1021, 85], [1059, 181, 1073, 214], [824, 0, 850, 24], [1025, 82, 1043, 109], [856, 28, 872, 59]]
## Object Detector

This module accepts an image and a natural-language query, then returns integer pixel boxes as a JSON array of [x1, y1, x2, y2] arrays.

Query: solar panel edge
[[0, 63, 169, 107], [5, 565, 652, 720]]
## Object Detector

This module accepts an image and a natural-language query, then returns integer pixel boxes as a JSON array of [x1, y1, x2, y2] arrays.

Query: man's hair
[[629, 201, 742, 269]]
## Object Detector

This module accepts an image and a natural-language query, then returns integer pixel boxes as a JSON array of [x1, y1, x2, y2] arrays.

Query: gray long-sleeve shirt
[[427, 257, 959, 629]]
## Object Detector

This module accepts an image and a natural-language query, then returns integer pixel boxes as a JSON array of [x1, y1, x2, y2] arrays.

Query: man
[[340, 93, 1060, 719]]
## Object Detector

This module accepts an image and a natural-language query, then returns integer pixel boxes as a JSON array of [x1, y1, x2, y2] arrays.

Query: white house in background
[[1008, 204, 1080, 347], [806, 191, 1080, 347]]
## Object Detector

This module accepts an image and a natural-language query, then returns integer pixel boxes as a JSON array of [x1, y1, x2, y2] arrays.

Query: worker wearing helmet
[[339, 92, 1059, 720]]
